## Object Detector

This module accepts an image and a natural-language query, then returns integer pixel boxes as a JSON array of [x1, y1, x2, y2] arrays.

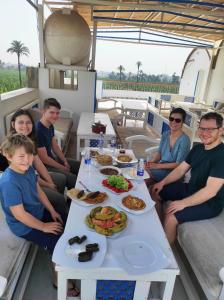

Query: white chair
[[125, 135, 160, 160], [96, 98, 121, 110]]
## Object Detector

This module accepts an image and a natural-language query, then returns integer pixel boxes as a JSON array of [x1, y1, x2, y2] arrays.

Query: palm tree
[[117, 65, 125, 81], [7, 40, 30, 87], [136, 61, 142, 82]]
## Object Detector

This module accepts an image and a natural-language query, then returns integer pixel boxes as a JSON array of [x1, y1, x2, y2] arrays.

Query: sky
[[0, 0, 192, 76]]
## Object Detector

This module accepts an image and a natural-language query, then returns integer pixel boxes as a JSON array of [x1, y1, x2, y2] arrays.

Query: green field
[[103, 80, 179, 94], [0, 68, 26, 93]]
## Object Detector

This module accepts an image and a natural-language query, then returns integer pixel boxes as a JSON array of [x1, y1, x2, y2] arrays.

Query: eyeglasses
[[169, 117, 182, 123], [198, 127, 220, 133], [17, 121, 32, 126]]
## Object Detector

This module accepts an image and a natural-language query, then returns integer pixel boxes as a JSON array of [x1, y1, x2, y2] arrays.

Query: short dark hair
[[170, 107, 187, 122], [200, 112, 223, 128], [1, 134, 35, 158], [43, 98, 61, 110]]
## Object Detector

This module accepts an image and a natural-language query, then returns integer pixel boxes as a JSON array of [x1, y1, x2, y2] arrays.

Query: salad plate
[[102, 175, 134, 194]]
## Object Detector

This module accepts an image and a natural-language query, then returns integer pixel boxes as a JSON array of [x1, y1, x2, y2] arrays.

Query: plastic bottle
[[84, 148, 91, 171], [137, 158, 145, 176], [98, 132, 104, 153], [110, 136, 117, 154]]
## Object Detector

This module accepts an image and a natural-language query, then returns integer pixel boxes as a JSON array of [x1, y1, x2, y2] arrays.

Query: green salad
[[108, 175, 129, 190]]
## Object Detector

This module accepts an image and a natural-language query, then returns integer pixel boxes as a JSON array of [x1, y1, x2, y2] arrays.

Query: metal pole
[[37, 4, 45, 67], [91, 20, 97, 70]]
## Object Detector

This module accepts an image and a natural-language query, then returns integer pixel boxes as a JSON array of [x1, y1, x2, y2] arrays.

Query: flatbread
[[67, 188, 107, 204], [122, 195, 146, 210], [117, 155, 132, 162]]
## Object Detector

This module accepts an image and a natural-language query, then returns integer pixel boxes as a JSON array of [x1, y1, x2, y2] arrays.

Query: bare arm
[[37, 146, 67, 171], [152, 161, 190, 193], [33, 155, 54, 184], [51, 137, 66, 163], [146, 161, 179, 170], [166, 177, 224, 214], [10, 204, 63, 234], [37, 183, 63, 223]]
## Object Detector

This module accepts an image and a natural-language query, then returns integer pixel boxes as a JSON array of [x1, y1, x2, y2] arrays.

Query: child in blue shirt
[[0, 134, 65, 253], [0, 134, 79, 296]]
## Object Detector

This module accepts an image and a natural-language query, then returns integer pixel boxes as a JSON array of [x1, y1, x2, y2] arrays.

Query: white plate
[[114, 154, 138, 165], [99, 166, 121, 176], [66, 191, 94, 207], [52, 230, 107, 268], [112, 235, 169, 275], [111, 193, 154, 215], [121, 168, 150, 181]]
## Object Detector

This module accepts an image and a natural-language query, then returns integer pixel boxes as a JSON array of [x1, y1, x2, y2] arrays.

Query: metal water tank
[[44, 10, 91, 65]]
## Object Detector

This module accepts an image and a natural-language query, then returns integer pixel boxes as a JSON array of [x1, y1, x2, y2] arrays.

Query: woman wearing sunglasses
[[145, 107, 190, 184]]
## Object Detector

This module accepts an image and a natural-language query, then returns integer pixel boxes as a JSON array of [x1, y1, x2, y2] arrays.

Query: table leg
[[161, 275, 176, 300], [133, 281, 151, 300], [81, 279, 96, 300], [57, 272, 67, 300], [76, 136, 81, 160]]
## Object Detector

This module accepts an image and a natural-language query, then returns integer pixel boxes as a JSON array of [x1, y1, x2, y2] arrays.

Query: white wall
[[38, 68, 96, 128], [179, 49, 210, 101], [207, 46, 224, 104]]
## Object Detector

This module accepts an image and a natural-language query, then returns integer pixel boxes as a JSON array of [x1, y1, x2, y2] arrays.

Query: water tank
[[44, 10, 91, 65]]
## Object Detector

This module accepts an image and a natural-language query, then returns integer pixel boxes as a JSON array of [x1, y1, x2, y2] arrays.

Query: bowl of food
[[96, 154, 113, 166], [99, 166, 121, 176], [85, 206, 127, 237], [114, 154, 138, 166]]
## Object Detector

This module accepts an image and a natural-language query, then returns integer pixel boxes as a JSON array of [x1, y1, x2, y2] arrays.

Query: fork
[[78, 180, 92, 192]]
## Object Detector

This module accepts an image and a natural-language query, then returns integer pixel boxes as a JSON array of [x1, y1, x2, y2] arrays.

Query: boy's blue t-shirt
[[0, 166, 44, 236], [36, 121, 55, 159]]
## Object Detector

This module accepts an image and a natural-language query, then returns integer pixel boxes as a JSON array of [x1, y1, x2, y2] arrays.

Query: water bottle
[[110, 136, 117, 154], [84, 148, 91, 171], [98, 132, 104, 153], [137, 158, 145, 176]]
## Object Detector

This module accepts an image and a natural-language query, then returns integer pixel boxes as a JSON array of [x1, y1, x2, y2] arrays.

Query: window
[[49, 69, 78, 90]]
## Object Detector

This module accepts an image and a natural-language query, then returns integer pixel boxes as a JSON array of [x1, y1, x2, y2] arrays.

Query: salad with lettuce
[[108, 175, 129, 191]]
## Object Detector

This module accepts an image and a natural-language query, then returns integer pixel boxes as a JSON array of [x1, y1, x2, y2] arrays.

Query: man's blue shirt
[[0, 166, 44, 236], [36, 121, 54, 158]]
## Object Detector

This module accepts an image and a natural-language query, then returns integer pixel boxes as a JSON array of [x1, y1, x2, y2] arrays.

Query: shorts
[[21, 209, 67, 254], [159, 182, 222, 224]]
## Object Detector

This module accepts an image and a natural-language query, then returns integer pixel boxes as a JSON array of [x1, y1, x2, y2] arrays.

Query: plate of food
[[112, 194, 154, 215], [102, 175, 133, 194], [85, 206, 128, 237], [96, 154, 113, 166], [121, 167, 150, 181], [52, 230, 107, 268], [67, 188, 108, 206], [99, 166, 121, 176], [114, 154, 138, 166]]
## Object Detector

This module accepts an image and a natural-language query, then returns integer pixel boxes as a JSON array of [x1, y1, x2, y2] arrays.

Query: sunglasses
[[169, 117, 182, 123]]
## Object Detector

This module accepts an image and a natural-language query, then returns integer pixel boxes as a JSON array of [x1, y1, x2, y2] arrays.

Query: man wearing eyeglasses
[[152, 112, 224, 244]]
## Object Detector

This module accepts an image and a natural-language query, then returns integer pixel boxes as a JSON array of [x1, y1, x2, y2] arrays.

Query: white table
[[76, 113, 116, 160], [53, 149, 179, 300], [120, 99, 149, 128]]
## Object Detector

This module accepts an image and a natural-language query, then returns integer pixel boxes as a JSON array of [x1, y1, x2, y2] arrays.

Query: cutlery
[[78, 181, 92, 192]]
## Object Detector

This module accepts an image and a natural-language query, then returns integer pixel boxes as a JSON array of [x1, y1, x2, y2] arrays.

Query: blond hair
[[1, 134, 35, 157]]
